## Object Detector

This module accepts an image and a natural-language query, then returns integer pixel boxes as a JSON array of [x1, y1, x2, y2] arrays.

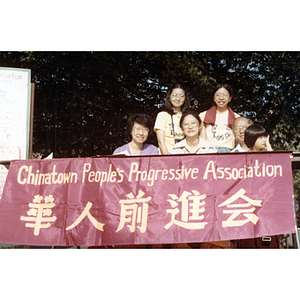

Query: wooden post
[[28, 83, 35, 159]]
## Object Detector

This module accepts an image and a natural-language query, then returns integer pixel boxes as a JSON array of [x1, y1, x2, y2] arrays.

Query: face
[[131, 122, 149, 145], [233, 118, 251, 144], [213, 87, 232, 109], [253, 136, 267, 151], [181, 114, 201, 138], [170, 88, 186, 110]]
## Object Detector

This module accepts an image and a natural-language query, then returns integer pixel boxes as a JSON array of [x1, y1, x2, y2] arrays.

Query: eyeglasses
[[215, 93, 229, 98], [182, 121, 199, 128], [233, 126, 248, 131], [132, 126, 149, 133], [171, 93, 185, 99]]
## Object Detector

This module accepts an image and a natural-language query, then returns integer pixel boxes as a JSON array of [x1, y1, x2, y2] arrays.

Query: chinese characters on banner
[[0, 152, 296, 246]]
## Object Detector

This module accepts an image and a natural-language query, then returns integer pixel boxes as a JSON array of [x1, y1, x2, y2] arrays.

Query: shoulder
[[156, 111, 170, 118], [113, 143, 130, 155], [199, 111, 207, 119], [234, 112, 240, 118], [169, 139, 187, 154], [173, 139, 186, 147], [143, 144, 159, 154], [199, 136, 215, 147], [154, 111, 171, 130], [155, 111, 171, 123], [199, 136, 219, 153], [198, 137, 218, 153]]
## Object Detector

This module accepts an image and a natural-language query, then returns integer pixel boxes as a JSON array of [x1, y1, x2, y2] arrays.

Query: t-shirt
[[199, 109, 240, 149], [154, 111, 184, 152], [169, 137, 218, 154], [113, 143, 159, 156]]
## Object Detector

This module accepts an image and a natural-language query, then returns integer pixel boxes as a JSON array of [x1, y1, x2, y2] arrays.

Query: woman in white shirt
[[199, 83, 240, 152], [169, 110, 218, 154]]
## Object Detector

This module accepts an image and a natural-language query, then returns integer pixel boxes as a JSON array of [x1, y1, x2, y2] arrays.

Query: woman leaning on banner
[[113, 113, 159, 156], [235, 124, 284, 249], [167, 110, 236, 249], [89, 114, 159, 249], [113, 113, 159, 248], [154, 82, 190, 154], [169, 110, 218, 155], [114, 113, 159, 248], [244, 124, 273, 152]]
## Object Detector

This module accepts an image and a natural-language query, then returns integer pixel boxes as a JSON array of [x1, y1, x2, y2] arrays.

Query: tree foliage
[[0, 51, 299, 157]]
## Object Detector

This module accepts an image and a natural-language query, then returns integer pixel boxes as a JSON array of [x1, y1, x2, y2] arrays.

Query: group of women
[[113, 82, 272, 157], [111, 82, 277, 249]]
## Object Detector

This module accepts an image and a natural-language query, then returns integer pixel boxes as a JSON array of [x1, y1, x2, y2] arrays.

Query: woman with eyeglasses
[[112, 114, 159, 249], [113, 113, 159, 156], [154, 82, 190, 154], [169, 110, 218, 154], [168, 110, 237, 249], [199, 83, 240, 153]]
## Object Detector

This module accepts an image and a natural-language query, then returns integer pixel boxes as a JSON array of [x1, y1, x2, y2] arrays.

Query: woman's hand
[[266, 135, 273, 151]]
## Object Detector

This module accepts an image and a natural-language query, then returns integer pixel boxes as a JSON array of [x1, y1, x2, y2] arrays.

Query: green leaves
[[1, 51, 299, 157]]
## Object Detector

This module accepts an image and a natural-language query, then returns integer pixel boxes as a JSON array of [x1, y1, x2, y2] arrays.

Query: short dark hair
[[244, 124, 268, 149], [211, 83, 233, 101], [127, 113, 153, 138], [164, 82, 190, 115], [179, 109, 202, 129]]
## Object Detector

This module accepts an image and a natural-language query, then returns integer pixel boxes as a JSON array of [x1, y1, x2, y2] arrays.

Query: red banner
[[0, 152, 296, 246]]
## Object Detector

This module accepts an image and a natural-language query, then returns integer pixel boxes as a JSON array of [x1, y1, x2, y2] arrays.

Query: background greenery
[[1, 51, 300, 158]]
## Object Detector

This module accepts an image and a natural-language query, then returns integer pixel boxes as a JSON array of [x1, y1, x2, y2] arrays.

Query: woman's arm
[[156, 129, 169, 155], [199, 112, 207, 140], [200, 125, 207, 140]]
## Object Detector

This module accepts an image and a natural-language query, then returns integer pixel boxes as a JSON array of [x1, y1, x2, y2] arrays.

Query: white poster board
[[0, 67, 31, 162], [0, 164, 8, 200]]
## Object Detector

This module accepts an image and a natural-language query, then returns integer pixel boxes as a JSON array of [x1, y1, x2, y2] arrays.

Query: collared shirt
[[169, 136, 218, 154], [231, 143, 249, 152]]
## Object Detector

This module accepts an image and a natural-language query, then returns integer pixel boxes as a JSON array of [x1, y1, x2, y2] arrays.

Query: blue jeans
[[216, 147, 232, 153]]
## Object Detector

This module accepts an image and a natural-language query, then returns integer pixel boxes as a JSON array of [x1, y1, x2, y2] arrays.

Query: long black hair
[[164, 82, 190, 115]]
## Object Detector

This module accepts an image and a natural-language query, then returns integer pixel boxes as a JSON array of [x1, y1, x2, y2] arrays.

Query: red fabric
[[203, 105, 237, 128], [0, 153, 295, 246]]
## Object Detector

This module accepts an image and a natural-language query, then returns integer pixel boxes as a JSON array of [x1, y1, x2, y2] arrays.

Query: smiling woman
[[154, 83, 191, 154], [168, 109, 233, 249], [169, 110, 218, 154], [113, 113, 159, 156], [199, 83, 240, 152], [110, 113, 159, 249]]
